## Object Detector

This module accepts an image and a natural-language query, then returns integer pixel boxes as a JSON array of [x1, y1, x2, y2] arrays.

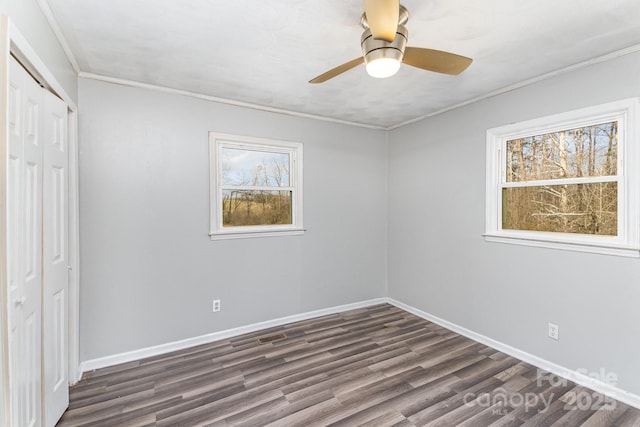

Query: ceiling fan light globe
[[366, 57, 401, 78], [361, 25, 408, 79]]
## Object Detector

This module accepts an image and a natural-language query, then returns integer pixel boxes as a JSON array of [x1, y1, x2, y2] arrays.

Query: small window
[[485, 99, 639, 257], [209, 133, 303, 240]]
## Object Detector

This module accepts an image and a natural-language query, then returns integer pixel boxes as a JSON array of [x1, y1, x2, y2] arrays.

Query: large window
[[485, 99, 639, 257], [209, 133, 303, 240]]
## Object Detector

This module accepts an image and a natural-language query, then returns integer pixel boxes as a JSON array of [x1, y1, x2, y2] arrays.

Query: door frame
[[0, 15, 80, 426]]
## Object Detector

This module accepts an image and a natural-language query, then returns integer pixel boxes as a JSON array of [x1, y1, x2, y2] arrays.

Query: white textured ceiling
[[47, 0, 640, 129]]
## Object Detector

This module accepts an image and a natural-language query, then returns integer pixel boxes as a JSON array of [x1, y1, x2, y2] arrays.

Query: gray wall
[[2, 0, 78, 102], [78, 78, 388, 361], [388, 51, 640, 395]]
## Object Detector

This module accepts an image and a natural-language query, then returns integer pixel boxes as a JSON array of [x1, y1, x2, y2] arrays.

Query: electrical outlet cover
[[548, 323, 559, 340]]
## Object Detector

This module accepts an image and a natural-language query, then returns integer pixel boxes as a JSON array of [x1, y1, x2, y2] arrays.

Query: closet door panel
[[8, 56, 44, 427], [21, 62, 44, 427], [7, 59, 22, 355], [8, 54, 24, 427], [43, 90, 69, 427]]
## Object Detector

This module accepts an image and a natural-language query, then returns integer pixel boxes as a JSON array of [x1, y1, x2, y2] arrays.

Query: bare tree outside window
[[502, 122, 618, 235], [210, 133, 303, 240], [220, 148, 293, 227], [485, 99, 639, 257]]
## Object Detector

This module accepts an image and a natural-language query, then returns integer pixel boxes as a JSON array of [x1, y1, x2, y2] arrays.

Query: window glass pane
[[221, 148, 290, 186], [502, 182, 617, 235], [506, 121, 618, 182], [222, 190, 292, 226]]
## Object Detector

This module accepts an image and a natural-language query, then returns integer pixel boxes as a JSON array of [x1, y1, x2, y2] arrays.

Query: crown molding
[[388, 43, 640, 130], [36, 0, 80, 73], [78, 72, 387, 131]]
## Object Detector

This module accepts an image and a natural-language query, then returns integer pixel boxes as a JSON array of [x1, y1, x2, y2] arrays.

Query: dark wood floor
[[57, 304, 640, 426]]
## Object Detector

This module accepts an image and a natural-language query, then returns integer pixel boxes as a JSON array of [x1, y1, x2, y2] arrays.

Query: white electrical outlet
[[212, 299, 221, 312], [548, 323, 559, 340]]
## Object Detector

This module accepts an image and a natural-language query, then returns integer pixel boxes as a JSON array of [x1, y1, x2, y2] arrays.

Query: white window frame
[[209, 132, 304, 240], [485, 98, 640, 257]]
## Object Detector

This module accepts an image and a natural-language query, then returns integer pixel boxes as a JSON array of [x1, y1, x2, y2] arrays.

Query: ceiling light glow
[[366, 57, 401, 78], [361, 26, 407, 80]]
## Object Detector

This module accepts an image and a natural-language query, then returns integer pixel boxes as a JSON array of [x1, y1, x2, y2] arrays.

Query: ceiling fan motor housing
[[361, 25, 408, 70]]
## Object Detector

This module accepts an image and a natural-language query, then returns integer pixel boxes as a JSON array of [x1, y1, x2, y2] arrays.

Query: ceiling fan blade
[[403, 47, 473, 75], [309, 57, 364, 84], [365, 0, 399, 42]]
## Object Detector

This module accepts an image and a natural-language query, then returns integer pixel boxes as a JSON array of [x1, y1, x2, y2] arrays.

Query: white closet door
[[7, 52, 25, 427], [7, 53, 23, 427], [42, 89, 70, 427], [8, 56, 44, 427]]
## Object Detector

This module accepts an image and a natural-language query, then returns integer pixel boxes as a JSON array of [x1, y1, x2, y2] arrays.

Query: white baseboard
[[79, 298, 387, 374], [387, 298, 640, 410]]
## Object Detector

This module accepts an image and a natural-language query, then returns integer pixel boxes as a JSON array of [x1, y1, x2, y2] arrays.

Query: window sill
[[483, 232, 640, 258], [210, 228, 305, 241]]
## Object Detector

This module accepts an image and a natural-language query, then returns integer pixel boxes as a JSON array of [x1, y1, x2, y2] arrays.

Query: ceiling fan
[[309, 0, 472, 83]]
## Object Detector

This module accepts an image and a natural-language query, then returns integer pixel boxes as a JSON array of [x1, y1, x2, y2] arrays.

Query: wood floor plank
[[57, 304, 640, 426], [231, 389, 335, 427], [613, 407, 640, 427]]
